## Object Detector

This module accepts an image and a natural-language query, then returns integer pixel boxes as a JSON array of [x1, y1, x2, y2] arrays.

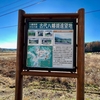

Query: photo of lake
[[55, 33, 71, 44]]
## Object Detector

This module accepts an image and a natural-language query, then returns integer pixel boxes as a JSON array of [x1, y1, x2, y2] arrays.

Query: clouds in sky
[[0, 42, 17, 49]]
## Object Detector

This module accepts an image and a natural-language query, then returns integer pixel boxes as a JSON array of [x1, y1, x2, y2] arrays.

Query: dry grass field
[[0, 52, 100, 100]]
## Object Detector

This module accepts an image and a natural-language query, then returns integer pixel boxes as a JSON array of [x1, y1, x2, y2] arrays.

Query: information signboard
[[16, 9, 84, 100], [24, 19, 76, 71]]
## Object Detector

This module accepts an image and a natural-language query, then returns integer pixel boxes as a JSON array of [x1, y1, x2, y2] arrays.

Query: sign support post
[[77, 9, 85, 100], [15, 10, 25, 100]]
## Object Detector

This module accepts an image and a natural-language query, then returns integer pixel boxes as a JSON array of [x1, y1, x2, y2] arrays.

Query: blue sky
[[0, 0, 100, 48]]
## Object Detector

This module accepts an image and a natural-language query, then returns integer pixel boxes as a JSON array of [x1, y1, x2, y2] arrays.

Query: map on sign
[[27, 46, 52, 68]]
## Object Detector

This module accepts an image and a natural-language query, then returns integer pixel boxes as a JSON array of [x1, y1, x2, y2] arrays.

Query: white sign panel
[[25, 21, 76, 71]]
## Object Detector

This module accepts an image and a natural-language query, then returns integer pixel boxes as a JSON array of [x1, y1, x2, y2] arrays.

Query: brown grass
[[85, 53, 100, 86], [0, 52, 100, 100]]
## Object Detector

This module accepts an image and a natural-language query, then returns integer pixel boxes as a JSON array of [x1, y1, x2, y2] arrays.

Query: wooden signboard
[[15, 8, 84, 100]]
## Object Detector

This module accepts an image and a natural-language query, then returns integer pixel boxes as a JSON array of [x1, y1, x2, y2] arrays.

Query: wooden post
[[15, 10, 25, 100], [77, 8, 85, 100]]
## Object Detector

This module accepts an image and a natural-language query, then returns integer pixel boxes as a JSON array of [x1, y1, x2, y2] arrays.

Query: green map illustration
[[26, 46, 52, 68]]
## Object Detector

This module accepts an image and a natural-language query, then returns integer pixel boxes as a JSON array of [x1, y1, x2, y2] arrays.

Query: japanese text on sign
[[29, 22, 73, 29]]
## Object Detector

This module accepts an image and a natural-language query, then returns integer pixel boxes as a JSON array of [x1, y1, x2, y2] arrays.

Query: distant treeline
[[85, 41, 100, 52], [0, 48, 16, 52]]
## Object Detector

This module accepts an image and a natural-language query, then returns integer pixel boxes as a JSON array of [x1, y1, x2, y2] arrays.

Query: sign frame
[[24, 19, 76, 72]]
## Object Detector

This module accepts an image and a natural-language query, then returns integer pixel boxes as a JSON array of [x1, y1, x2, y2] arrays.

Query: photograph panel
[[28, 30, 36, 36], [45, 31, 53, 37], [28, 38, 39, 44], [38, 31, 43, 36], [55, 33, 72, 44], [42, 38, 52, 45]]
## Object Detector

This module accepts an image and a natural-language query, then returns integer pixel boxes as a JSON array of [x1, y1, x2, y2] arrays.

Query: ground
[[0, 52, 100, 100]]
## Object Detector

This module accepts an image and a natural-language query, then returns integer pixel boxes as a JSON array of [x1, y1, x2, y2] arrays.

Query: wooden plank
[[23, 13, 78, 18], [21, 71, 78, 78], [77, 8, 85, 100], [15, 10, 25, 100]]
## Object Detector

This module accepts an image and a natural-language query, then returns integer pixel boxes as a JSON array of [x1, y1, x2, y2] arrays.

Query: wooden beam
[[23, 13, 78, 18], [21, 71, 78, 78]]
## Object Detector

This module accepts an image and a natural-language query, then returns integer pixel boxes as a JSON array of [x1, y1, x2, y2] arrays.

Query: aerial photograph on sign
[[26, 46, 52, 68]]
